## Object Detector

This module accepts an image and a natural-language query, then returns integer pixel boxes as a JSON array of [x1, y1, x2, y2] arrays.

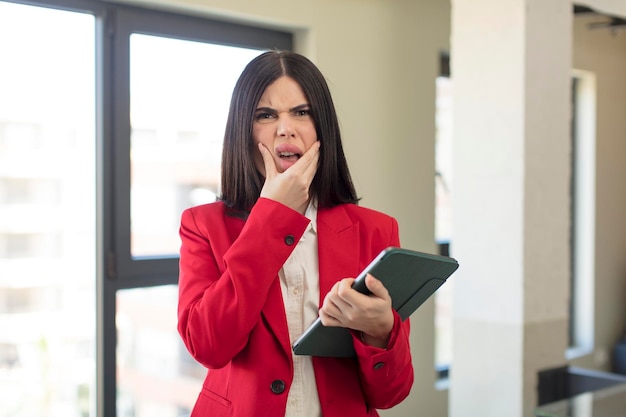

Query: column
[[449, 0, 572, 416]]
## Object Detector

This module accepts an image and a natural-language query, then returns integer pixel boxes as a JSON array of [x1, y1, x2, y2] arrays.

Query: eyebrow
[[254, 103, 311, 113]]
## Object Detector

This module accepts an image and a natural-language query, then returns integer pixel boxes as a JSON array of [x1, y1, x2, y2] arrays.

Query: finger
[[319, 309, 342, 327], [321, 282, 342, 309], [258, 143, 277, 178], [321, 282, 349, 316], [301, 143, 320, 181], [336, 278, 357, 306], [299, 140, 320, 163], [291, 141, 320, 177], [328, 295, 351, 315], [364, 273, 391, 301], [320, 301, 342, 322]]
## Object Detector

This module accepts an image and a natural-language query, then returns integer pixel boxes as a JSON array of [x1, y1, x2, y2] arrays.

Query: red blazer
[[178, 198, 414, 417]]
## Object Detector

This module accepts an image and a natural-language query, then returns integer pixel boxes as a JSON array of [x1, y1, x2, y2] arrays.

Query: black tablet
[[291, 246, 459, 357]]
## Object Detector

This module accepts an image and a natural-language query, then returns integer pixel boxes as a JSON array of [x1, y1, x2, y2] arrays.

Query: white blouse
[[278, 201, 322, 417]]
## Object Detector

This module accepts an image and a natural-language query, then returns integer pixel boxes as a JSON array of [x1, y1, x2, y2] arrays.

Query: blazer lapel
[[224, 211, 292, 359], [262, 280, 292, 358], [313, 206, 360, 403], [317, 205, 360, 305]]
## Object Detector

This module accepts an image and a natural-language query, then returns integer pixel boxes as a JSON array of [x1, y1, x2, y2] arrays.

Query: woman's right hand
[[258, 141, 320, 214]]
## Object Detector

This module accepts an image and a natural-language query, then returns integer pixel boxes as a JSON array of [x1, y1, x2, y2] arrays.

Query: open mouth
[[274, 144, 304, 170], [278, 151, 302, 161]]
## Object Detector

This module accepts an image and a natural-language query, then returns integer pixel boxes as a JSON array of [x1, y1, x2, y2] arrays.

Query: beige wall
[[111, 0, 452, 415], [571, 14, 626, 370]]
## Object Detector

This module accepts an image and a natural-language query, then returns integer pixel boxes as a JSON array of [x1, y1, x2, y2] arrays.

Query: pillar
[[449, 0, 572, 416]]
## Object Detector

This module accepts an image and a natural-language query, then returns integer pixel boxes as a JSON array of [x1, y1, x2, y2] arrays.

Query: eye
[[294, 108, 311, 117], [254, 111, 276, 121]]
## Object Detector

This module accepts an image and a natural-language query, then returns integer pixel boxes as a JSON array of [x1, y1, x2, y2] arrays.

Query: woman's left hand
[[319, 274, 394, 348]]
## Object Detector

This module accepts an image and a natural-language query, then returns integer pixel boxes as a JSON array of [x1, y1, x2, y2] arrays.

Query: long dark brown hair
[[220, 50, 359, 212]]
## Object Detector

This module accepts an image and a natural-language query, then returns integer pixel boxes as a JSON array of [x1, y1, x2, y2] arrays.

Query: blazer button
[[270, 379, 286, 394], [373, 362, 385, 370], [284, 235, 295, 245]]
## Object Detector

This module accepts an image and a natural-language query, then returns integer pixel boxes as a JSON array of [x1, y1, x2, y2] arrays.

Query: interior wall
[[108, 0, 452, 415], [571, 14, 626, 371]]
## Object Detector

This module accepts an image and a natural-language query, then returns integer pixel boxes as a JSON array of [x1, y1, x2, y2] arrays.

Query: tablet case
[[291, 246, 459, 357]]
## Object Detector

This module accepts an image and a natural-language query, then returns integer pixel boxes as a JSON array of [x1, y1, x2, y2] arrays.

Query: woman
[[177, 50, 414, 417]]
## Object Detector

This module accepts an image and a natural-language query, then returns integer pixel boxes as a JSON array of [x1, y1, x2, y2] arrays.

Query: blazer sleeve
[[177, 198, 310, 369], [354, 215, 414, 409], [353, 312, 414, 409]]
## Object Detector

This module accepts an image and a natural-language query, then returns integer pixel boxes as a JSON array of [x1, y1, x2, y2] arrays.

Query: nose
[[277, 114, 295, 137]]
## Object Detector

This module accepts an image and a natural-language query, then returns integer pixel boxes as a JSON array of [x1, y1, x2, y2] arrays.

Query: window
[[434, 51, 453, 381], [127, 34, 261, 259], [0, 4, 96, 417], [567, 70, 596, 357], [0, 1, 292, 416]]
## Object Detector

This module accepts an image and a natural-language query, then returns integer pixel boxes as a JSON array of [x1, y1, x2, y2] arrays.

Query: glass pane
[[116, 285, 205, 417], [130, 35, 261, 258], [434, 76, 454, 370], [0, 3, 96, 417]]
